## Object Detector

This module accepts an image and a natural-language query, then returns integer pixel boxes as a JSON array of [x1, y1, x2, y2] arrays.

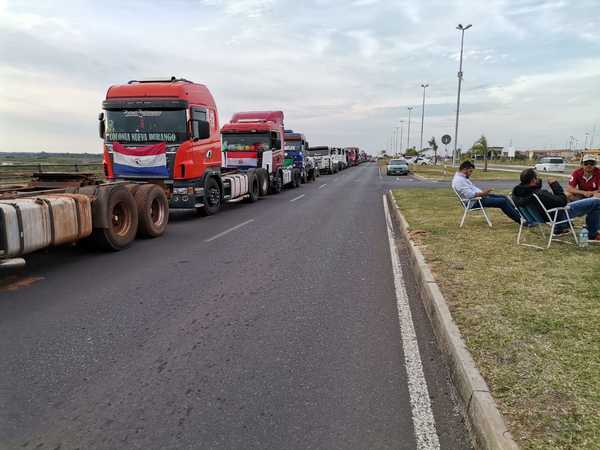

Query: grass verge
[[411, 165, 521, 181], [394, 188, 600, 450]]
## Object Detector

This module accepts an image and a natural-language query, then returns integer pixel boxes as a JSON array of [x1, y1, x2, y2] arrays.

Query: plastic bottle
[[579, 226, 589, 248]]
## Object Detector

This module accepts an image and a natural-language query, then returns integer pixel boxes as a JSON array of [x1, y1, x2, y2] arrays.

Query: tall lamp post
[[407, 107, 413, 152], [399, 120, 405, 155], [452, 23, 472, 167], [393, 126, 402, 156], [419, 83, 429, 152]]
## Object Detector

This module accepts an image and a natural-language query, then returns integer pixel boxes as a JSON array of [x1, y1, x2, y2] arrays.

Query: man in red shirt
[[566, 155, 600, 201]]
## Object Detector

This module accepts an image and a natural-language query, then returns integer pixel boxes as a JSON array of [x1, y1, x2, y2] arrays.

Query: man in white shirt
[[452, 160, 521, 224]]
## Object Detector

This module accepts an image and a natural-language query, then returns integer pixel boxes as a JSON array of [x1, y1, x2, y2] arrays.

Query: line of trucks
[[0, 77, 368, 268]]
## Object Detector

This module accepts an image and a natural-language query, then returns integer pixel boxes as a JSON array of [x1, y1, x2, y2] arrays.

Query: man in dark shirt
[[512, 168, 600, 240]]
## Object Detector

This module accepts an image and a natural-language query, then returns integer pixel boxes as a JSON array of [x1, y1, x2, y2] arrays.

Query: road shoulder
[[386, 191, 519, 450]]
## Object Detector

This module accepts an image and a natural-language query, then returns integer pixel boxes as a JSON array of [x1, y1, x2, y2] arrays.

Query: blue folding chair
[[515, 194, 578, 249]]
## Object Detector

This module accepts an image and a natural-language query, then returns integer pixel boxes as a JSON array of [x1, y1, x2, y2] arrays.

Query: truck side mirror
[[98, 112, 105, 139], [192, 120, 211, 140]]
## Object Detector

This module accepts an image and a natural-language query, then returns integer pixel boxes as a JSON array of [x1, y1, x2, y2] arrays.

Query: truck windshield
[[284, 141, 303, 151], [307, 148, 330, 156], [222, 133, 270, 151], [105, 109, 187, 144], [390, 160, 407, 165]]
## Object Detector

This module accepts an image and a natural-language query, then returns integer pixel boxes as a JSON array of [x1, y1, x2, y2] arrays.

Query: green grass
[[394, 188, 600, 449], [412, 164, 522, 181]]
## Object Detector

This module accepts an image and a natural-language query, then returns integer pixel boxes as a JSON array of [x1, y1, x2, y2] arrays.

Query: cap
[[582, 155, 597, 163]]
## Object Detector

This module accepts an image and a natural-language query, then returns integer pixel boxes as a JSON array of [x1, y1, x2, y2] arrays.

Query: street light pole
[[452, 23, 472, 167], [419, 83, 429, 152], [393, 127, 402, 156], [399, 120, 405, 155], [407, 107, 413, 152]]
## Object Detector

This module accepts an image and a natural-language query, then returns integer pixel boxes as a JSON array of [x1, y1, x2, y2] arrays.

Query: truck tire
[[85, 186, 139, 251], [301, 171, 307, 184], [198, 177, 221, 216], [269, 173, 282, 194], [245, 175, 259, 203], [135, 184, 169, 238], [256, 168, 269, 196], [293, 170, 301, 188]]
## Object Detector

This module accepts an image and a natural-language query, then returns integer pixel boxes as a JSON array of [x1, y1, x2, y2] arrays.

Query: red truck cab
[[221, 111, 284, 174], [99, 77, 222, 209]]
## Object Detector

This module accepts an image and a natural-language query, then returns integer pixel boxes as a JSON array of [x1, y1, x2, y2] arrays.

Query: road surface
[[1, 164, 473, 450]]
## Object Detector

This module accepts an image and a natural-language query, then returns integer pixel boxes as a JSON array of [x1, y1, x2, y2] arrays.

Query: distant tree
[[405, 147, 418, 156], [471, 135, 489, 171], [428, 137, 439, 165]]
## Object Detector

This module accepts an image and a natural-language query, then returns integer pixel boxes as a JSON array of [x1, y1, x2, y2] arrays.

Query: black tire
[[256, 168, 269, 196], [245, 176, 259, 203], [293, 170, 301, 188], [85, 186, 138, 251], [301, 171, 307, 184], [135, 184, 169, 238], [269, 173, 282, 194], [198, 177, 221, 216]]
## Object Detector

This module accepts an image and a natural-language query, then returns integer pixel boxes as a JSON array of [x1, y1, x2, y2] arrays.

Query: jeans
[[478, 194, 521, 224], [567, 197, 600, 238]]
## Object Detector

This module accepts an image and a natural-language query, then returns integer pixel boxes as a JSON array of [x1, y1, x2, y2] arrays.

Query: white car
[[535, 157, 567, 173], [409, 156, 431, 166]]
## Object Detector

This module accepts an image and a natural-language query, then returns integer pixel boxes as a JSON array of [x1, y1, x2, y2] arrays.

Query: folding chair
[[515, 194, 578, 249], [452, 186, 492, 228]]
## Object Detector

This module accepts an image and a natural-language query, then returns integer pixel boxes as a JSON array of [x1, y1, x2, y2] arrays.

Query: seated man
[[451, 160, 521, 223], [512, 168, 600, 240], [566, 155, 600, 201]]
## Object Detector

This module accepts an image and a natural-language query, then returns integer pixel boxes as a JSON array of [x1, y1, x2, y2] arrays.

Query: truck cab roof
[[105, 78, 217, 110]]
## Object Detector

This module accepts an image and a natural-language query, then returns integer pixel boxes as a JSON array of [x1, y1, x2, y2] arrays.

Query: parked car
[[535, 157, 567, 172], [386, 159, 410, 176], [413, 156, 431, 166]]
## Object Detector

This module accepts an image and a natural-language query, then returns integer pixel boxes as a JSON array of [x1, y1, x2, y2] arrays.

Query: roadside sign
[[442, 134, 451, 145]]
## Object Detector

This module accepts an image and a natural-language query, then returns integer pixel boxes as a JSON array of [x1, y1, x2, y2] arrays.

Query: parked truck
[[221, 111, 301, 193], [284, 130, 319, 182], [345, 147, 359, 167], [307, 146, 337, 174], [330, 147, 347, 172], [0, 77, 274, 267]]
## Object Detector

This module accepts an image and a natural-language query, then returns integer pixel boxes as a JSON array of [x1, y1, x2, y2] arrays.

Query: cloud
[[0, 0, 599, 153]]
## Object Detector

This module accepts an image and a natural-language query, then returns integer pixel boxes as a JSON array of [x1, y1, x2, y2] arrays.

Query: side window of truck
[[192, 108, 207, 121]]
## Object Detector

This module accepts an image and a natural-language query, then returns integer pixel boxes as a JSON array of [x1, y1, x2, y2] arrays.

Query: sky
[[1, 0, 599, 155]]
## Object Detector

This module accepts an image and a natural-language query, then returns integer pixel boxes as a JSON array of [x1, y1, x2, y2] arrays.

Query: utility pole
[[407, 107, 413, 152], [452, 23, 472, 167], [419, 83, 429, 152]]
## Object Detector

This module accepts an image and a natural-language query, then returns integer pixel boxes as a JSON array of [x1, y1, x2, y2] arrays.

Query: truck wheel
[[86, 186, 139, 251], [301, 171, 307, 184], [293, 170, 301, 188], [269, 173, 282, 194], [198, 177, 221, 216], [256, 168, 269, 196], [135, 184, 169, 238], [245, 177, 259, 203]]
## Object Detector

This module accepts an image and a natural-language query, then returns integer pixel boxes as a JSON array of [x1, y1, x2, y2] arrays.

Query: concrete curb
[[386, 190, 519, 450]]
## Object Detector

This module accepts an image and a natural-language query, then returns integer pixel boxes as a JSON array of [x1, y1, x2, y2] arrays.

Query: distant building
[[517, 149, 579, 160]]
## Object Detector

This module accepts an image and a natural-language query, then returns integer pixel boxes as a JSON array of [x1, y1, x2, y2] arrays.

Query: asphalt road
[[1, 164, 472, 450]]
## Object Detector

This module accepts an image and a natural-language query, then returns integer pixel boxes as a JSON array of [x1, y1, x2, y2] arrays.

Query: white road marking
[[318, 184, 328, 189], [204, 219, 255, 242], [290, 194, 305, 202], [382, 195, 440, 450]]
